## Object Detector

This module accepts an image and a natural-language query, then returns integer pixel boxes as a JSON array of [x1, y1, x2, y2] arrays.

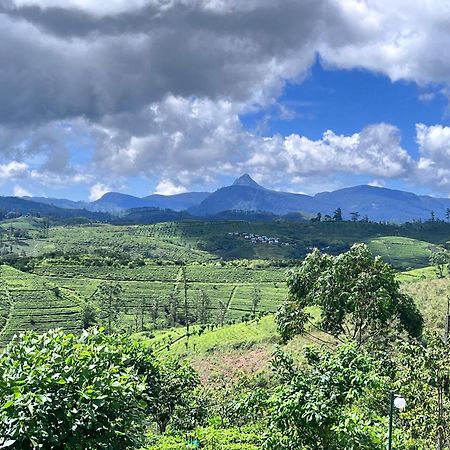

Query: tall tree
[[333, 207, 343, 222], [276, 244, 423, 345], [97, 282, 125, 333], [251, 285, 262, 320], [217, 298, 228, 326], [196, 290, 211, 324], [167, 290, 180, 327]]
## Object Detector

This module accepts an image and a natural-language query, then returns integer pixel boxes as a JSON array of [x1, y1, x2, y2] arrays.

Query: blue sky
[[244, 62, 448, 155], [2, 1, 450, 200]]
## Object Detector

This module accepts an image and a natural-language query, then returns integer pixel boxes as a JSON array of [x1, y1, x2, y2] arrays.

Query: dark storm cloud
[[0, 0, 336, 126], [2, 0, 450, 195]]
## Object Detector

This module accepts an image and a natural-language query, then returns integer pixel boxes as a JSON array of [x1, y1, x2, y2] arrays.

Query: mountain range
[[12, 174, 450, 223]]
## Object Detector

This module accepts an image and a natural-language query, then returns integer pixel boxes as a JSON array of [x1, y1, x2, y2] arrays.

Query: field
[[32, 261, 288, 326], [365, 236, 439, 269], [0, 218, 449, 267], [0, 219, 448, 351], [0, 265, 82, 345]]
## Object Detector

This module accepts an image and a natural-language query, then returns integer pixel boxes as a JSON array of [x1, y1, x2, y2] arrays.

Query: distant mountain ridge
[[27, 191, 210, 214], [22, 174, 450, 223]]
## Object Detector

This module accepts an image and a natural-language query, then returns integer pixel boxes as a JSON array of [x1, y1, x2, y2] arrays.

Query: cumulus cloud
[[0, 161, 29, 179], [413, 123, 450, 190], [154, 179, 187, 196], [241, 123, 412, 190], [1, 0, 450, 196], [89, 182, 110, 201], [13, 185, 32, 197]]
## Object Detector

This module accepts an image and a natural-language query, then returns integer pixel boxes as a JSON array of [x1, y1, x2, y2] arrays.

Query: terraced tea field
[[365, 236, 438, 270], [0, 265, 82, 345], [32, 262, 289, 326]]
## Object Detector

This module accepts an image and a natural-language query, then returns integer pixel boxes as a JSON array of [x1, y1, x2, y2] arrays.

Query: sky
[[2, 0, 450, 200]]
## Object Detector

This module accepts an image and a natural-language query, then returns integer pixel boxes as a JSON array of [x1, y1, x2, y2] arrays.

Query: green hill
[[0, 265, 82, 345], [365, 236, 438, 269]]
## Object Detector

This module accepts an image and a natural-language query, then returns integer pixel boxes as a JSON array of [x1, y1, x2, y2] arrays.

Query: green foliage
[[145, 426, 262, 450], [276, 244, 424, 345], [0, 328, 150, 449], [146, 358, 199, 433], [264, 342, 392, 450], [429, 247, 450, 278], [394, 333, 450, 449], [97, 282, 126, 333]]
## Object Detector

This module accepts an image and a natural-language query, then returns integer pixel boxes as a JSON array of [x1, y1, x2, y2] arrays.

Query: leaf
[[0, 439, 16, 448], [1, 400, 13, 410]]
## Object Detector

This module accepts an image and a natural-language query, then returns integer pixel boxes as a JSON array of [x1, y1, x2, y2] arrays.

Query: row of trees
[[82, 278, 263, 333]]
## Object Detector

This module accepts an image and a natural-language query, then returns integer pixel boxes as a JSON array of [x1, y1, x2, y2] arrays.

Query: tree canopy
[[276, 243, 423, 345]]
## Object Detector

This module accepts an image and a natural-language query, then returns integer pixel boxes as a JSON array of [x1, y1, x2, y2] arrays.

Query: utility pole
[[388, 391, 394, 450], [437, 297, 450, 450], [444, 296, 450, 343]]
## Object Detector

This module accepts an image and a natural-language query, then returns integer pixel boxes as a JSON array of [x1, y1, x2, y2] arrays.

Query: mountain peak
[[232, 174, 263, 189]]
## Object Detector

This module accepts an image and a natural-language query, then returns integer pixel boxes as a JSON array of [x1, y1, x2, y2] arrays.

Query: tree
[[196, 290, 211, 324], [350, 211, 360, 222], [135, 296, 146, 332], [97, 282, 125, 333], [0, 329, 151, 449], [265, 342, 394, 450], [167, 290, 180, 327], [81, 300, 98, 329], [430, 247, 450, 278], [446, 208, 450, 222], [276, 244, 423, 345], [145, 358, 199, 434], [251, 286, 261, 320], [217, 298, 227, 326], [394, 333, 450, 449], [181, 265, 189, 334], [333, 207, 343, 222], [150, 296, 160, 325]]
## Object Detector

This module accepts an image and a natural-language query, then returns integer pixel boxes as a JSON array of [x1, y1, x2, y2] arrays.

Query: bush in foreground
[[0, 328, 153, 449]]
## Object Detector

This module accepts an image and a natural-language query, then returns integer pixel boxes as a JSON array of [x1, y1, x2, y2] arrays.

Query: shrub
[[145, 426, 262, 450], [0, 328, 152, 449]]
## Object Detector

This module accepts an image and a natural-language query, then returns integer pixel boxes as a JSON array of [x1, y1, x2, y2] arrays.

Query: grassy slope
[[399, 266, 450, 333], [366, 236, 438, 269], [1, 219, 447, 268], [133, 265, 450, 381]]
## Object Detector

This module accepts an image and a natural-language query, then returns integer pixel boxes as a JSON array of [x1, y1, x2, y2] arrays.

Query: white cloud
[[321, 0, 450, 87], [368, 179, 385, 188], [2, 0, 450, 197], [412, 123, 450, 191], [89, 182, 111, 201], [0, 161, 28, 179], [154, 179, 187, 196], [241, 123, 412, 191], [13, 185, 31, 197]]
